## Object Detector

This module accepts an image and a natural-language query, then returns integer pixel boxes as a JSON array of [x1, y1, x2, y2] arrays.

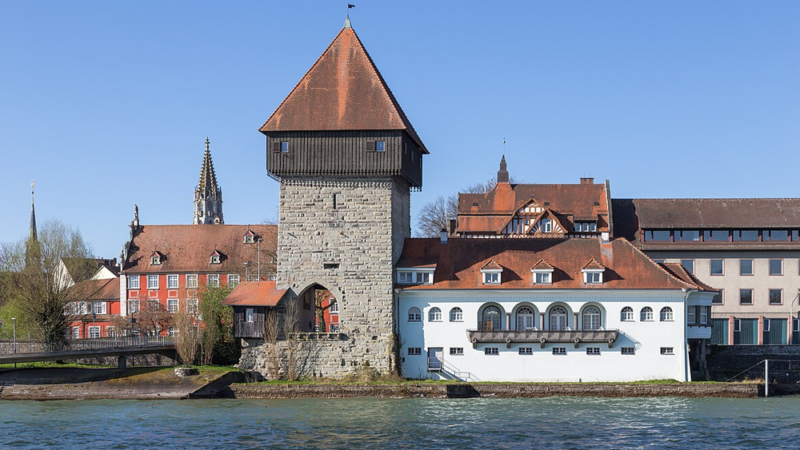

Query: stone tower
[[193, 138, 224, 225], [259, 20, 428, 376]]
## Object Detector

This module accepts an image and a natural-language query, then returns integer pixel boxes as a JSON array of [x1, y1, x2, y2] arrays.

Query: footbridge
[[0, 337, 176, 369]]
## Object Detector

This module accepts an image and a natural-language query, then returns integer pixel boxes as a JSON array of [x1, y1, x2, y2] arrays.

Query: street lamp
[[257, 237, 264, 281], [12, 317, 16, 369]]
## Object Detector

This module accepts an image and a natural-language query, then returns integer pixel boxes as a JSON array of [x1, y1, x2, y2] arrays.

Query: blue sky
[[1, 1, 799, 258]]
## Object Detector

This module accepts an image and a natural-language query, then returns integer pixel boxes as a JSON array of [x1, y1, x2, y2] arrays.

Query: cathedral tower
[[259, 19, 428, 376], [193, 138, 224, 225]]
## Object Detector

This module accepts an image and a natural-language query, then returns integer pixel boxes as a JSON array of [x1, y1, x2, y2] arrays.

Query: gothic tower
[[193, 138, 224, 225], [25, 181, 40, 269], [259, 19, 428, 376]]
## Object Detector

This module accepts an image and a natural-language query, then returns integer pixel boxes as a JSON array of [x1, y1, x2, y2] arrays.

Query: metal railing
[[427, 356, 443, 371], [0, 335, 174, 355], [466, 329, 619, 348]]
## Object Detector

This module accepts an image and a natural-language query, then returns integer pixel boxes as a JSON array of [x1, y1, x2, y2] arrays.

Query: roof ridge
[[615, 238, 696, 289]]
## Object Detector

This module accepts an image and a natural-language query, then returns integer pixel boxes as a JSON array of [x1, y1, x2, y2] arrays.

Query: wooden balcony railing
[[466, 329, 619, 349]]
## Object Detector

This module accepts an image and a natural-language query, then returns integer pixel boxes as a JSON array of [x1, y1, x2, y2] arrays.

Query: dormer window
[[244, 230, 255, 244], [150, 252, 162, 265], [210, 250, 222, 265], [483, 271, 501, 284], [582, 259, 605, 285], [532, 270, 553, 285], [541, 218, 552, 233], [396, 268, 434, 285]]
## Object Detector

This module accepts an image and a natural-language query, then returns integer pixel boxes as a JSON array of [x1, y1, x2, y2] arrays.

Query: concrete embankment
[[229, 382, 761, 399]]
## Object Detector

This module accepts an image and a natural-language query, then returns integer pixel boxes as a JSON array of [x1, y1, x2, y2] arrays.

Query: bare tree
[[314, 288, 335, 333], [173, 310, 200, 365], [415, 176, 519, 238], [0, 220, 94, 349]]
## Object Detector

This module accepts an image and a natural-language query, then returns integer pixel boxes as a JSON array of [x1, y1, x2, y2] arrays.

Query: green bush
[[211, 341, 241, 366]]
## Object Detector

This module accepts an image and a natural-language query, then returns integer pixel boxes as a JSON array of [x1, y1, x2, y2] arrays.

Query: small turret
[[497, 155, 509, 184]]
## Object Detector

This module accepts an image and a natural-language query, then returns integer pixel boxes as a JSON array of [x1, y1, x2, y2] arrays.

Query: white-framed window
[[481, 306, 503, 331], [128, 299, 140, 314], [586, 347, 600, 355], [151, 254, 161, 265], [415, 272, 432, 284], [519, 347, 533, 355], [582, 306, 601, 330], [397, 270, 434, 285], [186, 274, 198, 289], [428, 307, 442, 322], [210, 253, 221, 264], [583, 270, 603, 284], [661, 347, 674, 355], [106, 326, 115, 337], [167, 327, 178, 336], [621, 347, 635, 355], [228, 274, 240, 287], [88, 326, 101, 339], [485, 347, 499, 355], [552, 347, 566, 355], [660, 307, 674, 321], [92, 301, 107, 315], [208, 274, 220, 287], [280, 141, 289, 153], [449, 307, 463, 322], [621, 306, 634, 321], [687, 307, 696, 324], [128, 275, 140, 289], [450, 347, 464, 356], [167, 274, 179, 289], [397, 271, 414, 284], [245, 308, 254, 323], [167, 299, 179, 313], [532, 270, 553, 285], [407, 347, 422, 356], [590, 222, 597, 232], [408, 307, 421, 322], [71, 326, 80, 339], [700, 307, 708, 324], [187, 298, 199, 315], [516, 306, 536, 331], [329, 301, 339, 314], [640, 307, 654, 321], [541, 218, 552, 233], [482, 271, 501, 285], [147, 275, 159, 289], [243, 232, 255, 244]]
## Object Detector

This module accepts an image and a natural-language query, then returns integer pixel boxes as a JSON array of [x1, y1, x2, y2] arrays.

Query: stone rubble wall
[[230, 382, 760, 399]]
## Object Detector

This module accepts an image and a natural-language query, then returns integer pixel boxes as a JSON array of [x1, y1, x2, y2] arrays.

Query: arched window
[[621, 307, 634, 321], [516, 306, 535, 331], [449, 307, 463, 322], [641, 307, 654, 321], [582, 306, 601, 330], [549, 306, 568, 331], [660, 307, 673, 321], [481, 306, 502, 331], [408, 307, 421, 322], [429, 307, 442, 322]]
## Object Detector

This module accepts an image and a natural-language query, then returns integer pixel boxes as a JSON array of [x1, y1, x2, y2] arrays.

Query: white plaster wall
[[398, 290, 690, 382]]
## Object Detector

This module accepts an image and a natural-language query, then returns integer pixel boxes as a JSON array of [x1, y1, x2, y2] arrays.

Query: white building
[[396, 237, 715, 382]]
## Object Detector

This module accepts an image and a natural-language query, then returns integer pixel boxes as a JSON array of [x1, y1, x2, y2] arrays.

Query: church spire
[[29, 181, 37, 241], [497, 155, 509, 184], [194, 138, 224, 225]]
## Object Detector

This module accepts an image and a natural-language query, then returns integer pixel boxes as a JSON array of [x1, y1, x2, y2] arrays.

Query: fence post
[[765, 359, 769, 398]]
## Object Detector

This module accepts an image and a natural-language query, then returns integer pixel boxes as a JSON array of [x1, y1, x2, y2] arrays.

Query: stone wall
[[230, 382, 760, 399], [267, 177, 410, 378]]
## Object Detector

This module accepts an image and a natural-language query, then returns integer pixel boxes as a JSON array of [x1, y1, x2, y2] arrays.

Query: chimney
[[580, 177, 594, 185], [440, 228, 449, 245]]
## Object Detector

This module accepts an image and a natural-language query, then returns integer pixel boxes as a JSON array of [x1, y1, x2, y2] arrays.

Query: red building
[[66, 277, 121, 339]]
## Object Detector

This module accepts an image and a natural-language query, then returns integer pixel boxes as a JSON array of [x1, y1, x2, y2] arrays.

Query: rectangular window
[[645, 230, 671, 242], [329, 301, 339, 314], [228, 274, 240, 287], [700, 306, 708, 325], [397, 272, 413, 284], [734, 319, 741, 332], [793, 230, 799, 242], [167, 274, 179, 289], [415, 272, 432, 284], [92, 301, 106, 315], [128, 275, 140, 289], [766, 230, 789, 241], [280, 141, 289, 153], [621, 347, 635, 355], [208, 274, 220, 287], [740, 259, 753, 276], [483, 272, 500, 284], [542, 219, 552, 233], [167, 299, 179, 313], [733, 230, 759, 242], [769, 259, 783, 276], [106, 326, 115, 338], [534, 272, 552, 284], [552, 347, 567, 355], [680, 260, 695, 274], [375, 140, 386, 152], [245, 307, 254, 323], [586, 347, 600, 355], [485, 347, 499, 355], [687, 307, 696, 324], [661, 347, 674, 355], [712, 289, 723, 305], [450, 347, 464, 356], [187, 299, 199, 315], [676, 230, 700, 242], [88, 326, 101, 339], [704, 230, 729, 242], [585, 272, 602, 284], [186, 274, 198, 289], [407, 348, 422, 356], [740, 289, 753, 305], [769, 289, 782, 305], [590, 222, 597, 232], [128, 299, 140, 314], [519, 347, 533, 355], [147, 275, 159, 289], [710, 259, 724, 276]]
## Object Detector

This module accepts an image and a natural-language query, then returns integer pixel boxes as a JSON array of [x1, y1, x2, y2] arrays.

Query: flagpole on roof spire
[[345, 3, 355, 28]]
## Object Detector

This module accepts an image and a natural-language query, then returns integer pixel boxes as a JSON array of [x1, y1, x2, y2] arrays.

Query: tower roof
[[260, 25, 428, 153], [198, 138, 219, 196]]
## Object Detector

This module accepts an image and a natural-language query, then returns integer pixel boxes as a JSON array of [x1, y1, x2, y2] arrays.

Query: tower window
[[280, 141, 289, 153], [375, 141, 385, 152], [333, 194, 338, 209]]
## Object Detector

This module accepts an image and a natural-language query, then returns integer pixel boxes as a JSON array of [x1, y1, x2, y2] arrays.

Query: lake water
[[1, 396, 799, 449]]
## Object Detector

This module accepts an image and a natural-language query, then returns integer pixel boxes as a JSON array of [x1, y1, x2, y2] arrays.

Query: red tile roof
[[123, 225, 277, 274], [582, 259, 606, 270], [222, 281, 288, 307], [259, 26, 427, 153], [396, 237, 711, 291], [531, 259, 554, 270], [68, 278, 120, 301], [457, 182, 609, 234], [481, 259, 503, 271]]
